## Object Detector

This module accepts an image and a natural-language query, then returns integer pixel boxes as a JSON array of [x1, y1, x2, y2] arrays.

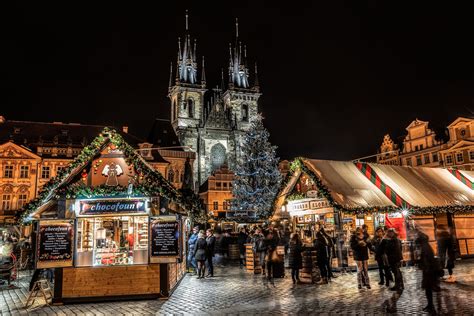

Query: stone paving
[[1, 260, 474, 315]]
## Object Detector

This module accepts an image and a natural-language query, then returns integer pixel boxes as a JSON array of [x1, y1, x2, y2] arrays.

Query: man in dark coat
[[288, 233, 303, 284], [373, 227, 393, 286], [437, 224, 457, 283], [416, 231, 441, 314], [314, 229, 332, 284], [350, 227, 371, 289], [380, 228, 404, 292], [206, 229, 216, 277]]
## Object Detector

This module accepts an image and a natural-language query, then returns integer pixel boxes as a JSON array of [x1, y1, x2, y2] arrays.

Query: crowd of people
[[186, 222, 458, 314]]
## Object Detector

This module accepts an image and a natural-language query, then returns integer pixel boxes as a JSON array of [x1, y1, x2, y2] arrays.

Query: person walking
[[416, 231, 442, 314], [288, 233, 303, 284], [314, 229, 331, 284], [187, 226, 199, 274], [193, 230, 208, 279], [264, 230, 278, 280], [253, 228, 267, 276], [206, 229, 216, 277], [237, 228, 248, 268], [350, 227, 371, 289], [372, 227, 393, 287], [380, 228, 404, 292], [437, 224, 457, 283]]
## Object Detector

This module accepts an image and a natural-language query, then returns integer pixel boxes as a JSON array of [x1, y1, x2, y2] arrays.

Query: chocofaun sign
[[78, 199, 148, 216]]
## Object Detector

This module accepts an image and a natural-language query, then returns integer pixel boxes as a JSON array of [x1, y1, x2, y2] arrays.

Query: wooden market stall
[[17, 128, 195, 303], [273, 158, 474, 271]]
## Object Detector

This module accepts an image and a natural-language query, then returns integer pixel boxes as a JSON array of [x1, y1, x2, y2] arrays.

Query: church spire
[[253, 62, 260, 92], [169, 61, 173, 89], [201, 56, 206, 86], [175, 10, 199, 85], [228, 18, 250, 89]]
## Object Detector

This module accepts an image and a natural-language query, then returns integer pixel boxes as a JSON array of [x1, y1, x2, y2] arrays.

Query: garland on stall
[[270, 157, 474, 217], [16, 128, 206, 224]]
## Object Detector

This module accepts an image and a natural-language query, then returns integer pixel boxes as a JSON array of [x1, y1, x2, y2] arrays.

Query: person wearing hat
[[379, 228, 404, 292], [187, 226, 199, 274]]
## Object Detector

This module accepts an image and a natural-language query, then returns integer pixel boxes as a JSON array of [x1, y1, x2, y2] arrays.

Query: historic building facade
[[198, 165, 234, 218], [0, 117, 194, 225], [168, 16, 260, 186], [376, 117, 474, 170]]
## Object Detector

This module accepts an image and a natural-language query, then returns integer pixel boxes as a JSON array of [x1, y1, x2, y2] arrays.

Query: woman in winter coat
[[379, 228, 404, 292], [350, 227, 371, 289], [372, 227, 393, 286], [314, 229, 331, 284], [416, 231, 441, 314], [193, 230, 208, 279], [288, 233, 303, 284]]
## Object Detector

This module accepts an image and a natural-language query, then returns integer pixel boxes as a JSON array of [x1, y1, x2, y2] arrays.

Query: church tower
[[168, 11, 207, 154], [222, 19, 261, 162]]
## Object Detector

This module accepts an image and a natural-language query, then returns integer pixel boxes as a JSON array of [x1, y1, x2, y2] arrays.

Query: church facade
[[168, 15, 261, 186]]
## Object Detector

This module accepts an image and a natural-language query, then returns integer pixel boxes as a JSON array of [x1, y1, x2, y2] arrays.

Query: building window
[[1, 194, 11, 211], [223, 182, 228, 189], [210, 143, 226, 172], [415, 145, 419, 151], [56, 166, 65, 174], [470, 151, 474, 161], [423, 154, 430, 165], [446, 154, 453, 165], [213, 201, 219, 211], [241, 104, 249, 122], [416, 155, 422, 166], [420, 144, 424, 150], [187, 99, 194, 118], [432, 153, 439, 163], [19, 165, 29, 178], [3, 165, 13, 178], [223, 201, 228, 210], [17, 194, 28, 209], [168, 169, 174, 182], [41, 166, 50, 179], [405, 158, 412, 166], [216, 182, 222, 190], [456, 152, 464, 163]]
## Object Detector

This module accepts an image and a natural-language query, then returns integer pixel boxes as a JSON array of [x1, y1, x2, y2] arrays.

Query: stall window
[[416, 155, 422, 166], [470, 151, 474, 161], [456, 152, 464, 163], [76, 216, 149, 267], [405, 158, 412, 166], [19, 165, 29, 178], [445, 155, 453, 165], [423, 154, 430, 164], [3, 165, 13, 178], [432, 153, 439, 163]]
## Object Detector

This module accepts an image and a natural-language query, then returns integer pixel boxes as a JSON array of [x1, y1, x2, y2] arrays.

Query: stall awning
[[304, 159, 396, 209]]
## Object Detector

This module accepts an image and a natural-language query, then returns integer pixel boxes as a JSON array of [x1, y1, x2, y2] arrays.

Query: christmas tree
[[232, 114, 281, 219]]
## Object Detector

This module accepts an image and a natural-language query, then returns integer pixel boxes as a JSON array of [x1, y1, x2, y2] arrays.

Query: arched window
[[187, 99, 194, 118], [167, 168, 174, 182], [241, 104, 249, 122], [210, 143, 226, 171]]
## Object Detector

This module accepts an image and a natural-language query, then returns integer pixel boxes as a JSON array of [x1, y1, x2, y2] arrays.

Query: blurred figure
[[253, 228, 267, 276], [264, 230, 278, 280], [372, 227, 393, 286], [288, 233, 303, 284], [193, 230, 208, 279], [314, 228, 332, 284], [206, 229, 216, 277], [416, 231, 441, 314], [380, 228, 404, 293], [187, 226, 199, 274], [350, 227, 371, 289], [436, 224, 457, 283], [237, 228, 248, 268]]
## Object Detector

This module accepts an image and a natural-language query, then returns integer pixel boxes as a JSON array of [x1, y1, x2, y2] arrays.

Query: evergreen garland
[[271, 157, 473, 217], [16, 127, 205, 224]]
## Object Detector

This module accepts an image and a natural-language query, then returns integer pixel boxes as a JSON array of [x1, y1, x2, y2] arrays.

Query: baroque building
[[376, 117, 474, 170], [168, 15, 260, 186]]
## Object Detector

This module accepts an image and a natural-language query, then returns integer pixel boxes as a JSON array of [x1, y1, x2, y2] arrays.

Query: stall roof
[[369, 164, 474, 207], [276, 159, 474, 213], [459, 170, 474, 183], [304, 159, 396, 208]]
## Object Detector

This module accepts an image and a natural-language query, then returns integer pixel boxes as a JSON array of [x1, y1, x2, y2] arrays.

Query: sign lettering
[[79, 199, 147, 215]]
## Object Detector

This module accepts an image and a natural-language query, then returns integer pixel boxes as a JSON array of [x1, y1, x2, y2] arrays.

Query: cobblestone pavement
[[2, 260, 474, 315]]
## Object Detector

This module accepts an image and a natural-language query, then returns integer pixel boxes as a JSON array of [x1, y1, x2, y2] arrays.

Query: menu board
[[37, 220, 74, 268], [150, 216, 179, 258]]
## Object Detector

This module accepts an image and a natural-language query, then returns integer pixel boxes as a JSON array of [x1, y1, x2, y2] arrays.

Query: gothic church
[[168, 13, 261, 186]]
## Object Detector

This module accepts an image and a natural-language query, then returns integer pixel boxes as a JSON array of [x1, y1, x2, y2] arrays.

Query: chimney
[[0, 116, 5, 124], [122, 126, 129, 133]]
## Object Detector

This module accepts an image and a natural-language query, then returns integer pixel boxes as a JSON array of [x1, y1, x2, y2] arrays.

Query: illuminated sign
[[79, 199, 147, 215]]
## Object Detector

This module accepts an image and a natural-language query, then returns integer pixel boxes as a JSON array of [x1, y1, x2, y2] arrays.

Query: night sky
[[1, 2, 474, 160]]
